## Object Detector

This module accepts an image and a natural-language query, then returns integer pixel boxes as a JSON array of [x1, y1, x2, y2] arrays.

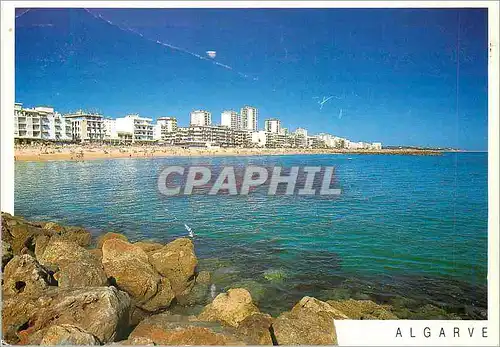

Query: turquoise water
[[14, 153, 488, 318]]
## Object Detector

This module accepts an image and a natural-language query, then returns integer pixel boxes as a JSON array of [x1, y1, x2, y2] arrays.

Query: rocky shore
[[2, 212, 460, 345]]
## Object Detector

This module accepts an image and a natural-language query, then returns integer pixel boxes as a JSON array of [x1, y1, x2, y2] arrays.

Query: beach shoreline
[[14, 145, 447, 162]]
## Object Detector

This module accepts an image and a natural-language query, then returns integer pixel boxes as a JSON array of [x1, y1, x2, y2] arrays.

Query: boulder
[[97, 232, 128, 249], [2, 240, 13, 269], [134, 241, 164, 253], [236, 313, 274, 345], [326, 299, 398, 319], [198, 288, 260, 328], [273, 296, 339, 345], [176, 271, 212, 306], [127, 313, 246, 345], [292, 296, 349, 319], [101, 238, 175, 312], [37, 239, 107, 288], [148, 238, 198, 296], [39, 324, 99, 345], [2, 286, 130, 344], [61, 226, 92, 247], [2, 254, 53, 297]]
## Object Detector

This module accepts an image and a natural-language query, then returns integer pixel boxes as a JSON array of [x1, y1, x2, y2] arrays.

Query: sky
[[15, 8, 488, 150]]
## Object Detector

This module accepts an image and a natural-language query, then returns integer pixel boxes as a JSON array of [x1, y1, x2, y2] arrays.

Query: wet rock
[[97, 232, 128, 249], [273, 297, 339, 345], [263, 268, 287, 283], [176, 271, 212, 306], [2, 240, 13, 269], [39, 324, 99, 345], [37, 239, 107, 288], [2, 254, 53, 297], [326, 299, 398, 319], [227, 279, 266, 304], [392, 303, 461, 320], [101, 238, 175, 312], [198, 288, 260, 328], [134, 241, 164, 253], [236, 313, 273, 345], [148, 238, 198, 296], [127, 313, 246, 345], [2, 286, 130, 344]]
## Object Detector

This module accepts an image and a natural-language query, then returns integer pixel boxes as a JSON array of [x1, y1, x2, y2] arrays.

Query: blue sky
[[15, 8, 488, 150]]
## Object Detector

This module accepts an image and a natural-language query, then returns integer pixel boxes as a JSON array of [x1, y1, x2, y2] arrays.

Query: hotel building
[[264, 118, 281, 134], [115, 114, 154, 142], [14, 103, 72, 141], [64, 110, 105, 142], [220, 110, 240, 129], [190, 110, 212, 126], [240, 106, 258, 131]]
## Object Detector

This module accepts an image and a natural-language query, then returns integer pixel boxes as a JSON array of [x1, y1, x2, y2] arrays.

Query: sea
[[14, 152, 488, 318]]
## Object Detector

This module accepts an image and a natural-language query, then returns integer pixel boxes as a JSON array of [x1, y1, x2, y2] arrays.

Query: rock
[[88, 248, 103, 262], [127, 313, 246, 345], [326, 299, 398, 319], [263, 268, 287, 283], [227, 280, 266, 304], [2, 286, 130, 344], [2, 240, 13, 269], [197, 270, 211, 284], [2, 254, 53, 297], [148, 238, 197, 296], [198, 288, 260, 328], [39, 324, 98, 345], [97, 232, 128, 249], [134, 241, 164, 252], [42, 222, 65, 234], [4, 221, 45, 255], [61, 226, 92, 247], [293, 296, 349, 320], [37, 239, 107, 288], [236, 313, 273, 345], [273, 296, 339, 345], [101, 238, 175, 312]]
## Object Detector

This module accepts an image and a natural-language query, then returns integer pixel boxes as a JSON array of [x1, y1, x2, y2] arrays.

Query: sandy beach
[[13, 144, 444, 162]]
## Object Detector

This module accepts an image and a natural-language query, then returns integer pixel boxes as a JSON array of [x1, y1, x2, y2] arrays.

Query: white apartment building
[[264, 118, 281, 133], [65, 110, 105, 142], [154, 117, 178, 141], [14, 103, 71, 141], [115, 114, 154, 142], [371, 142, 382, 150], [103, 118, 118, 140], [251, 131, 267, 147], [190, 110, 212, 126], [295, 128, 308, 138], [220, 110, 240, 129], [240, 106, 258, 131]]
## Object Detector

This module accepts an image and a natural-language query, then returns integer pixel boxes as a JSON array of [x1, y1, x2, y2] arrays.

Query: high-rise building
[[264, 118, 281, 133], [220, 110, 240, 129], [190, 110, 212, 126], [240, 106, 258, 131]]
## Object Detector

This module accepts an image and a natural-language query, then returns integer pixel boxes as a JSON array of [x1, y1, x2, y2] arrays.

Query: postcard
[[1, 1, 498, 346]]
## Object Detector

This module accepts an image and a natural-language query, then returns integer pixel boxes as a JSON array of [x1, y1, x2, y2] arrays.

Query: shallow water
[[14, 152, 488, 318]]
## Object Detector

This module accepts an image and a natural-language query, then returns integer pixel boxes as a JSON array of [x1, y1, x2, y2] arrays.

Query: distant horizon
[[15, 8, 488, 150]]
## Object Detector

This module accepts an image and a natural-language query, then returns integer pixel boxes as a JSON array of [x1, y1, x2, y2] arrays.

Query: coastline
[[14, 145, 446, 162]]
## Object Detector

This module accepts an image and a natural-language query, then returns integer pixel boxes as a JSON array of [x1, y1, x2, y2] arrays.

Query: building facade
[[264, 118, 281, 134], [64, 110, 105, 142], [220, 110, 240, 129], [240, 106, 258, 131], [115, 114, 154, 142], [14, 103, 71, 141], [190, 110, 212, 126]]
